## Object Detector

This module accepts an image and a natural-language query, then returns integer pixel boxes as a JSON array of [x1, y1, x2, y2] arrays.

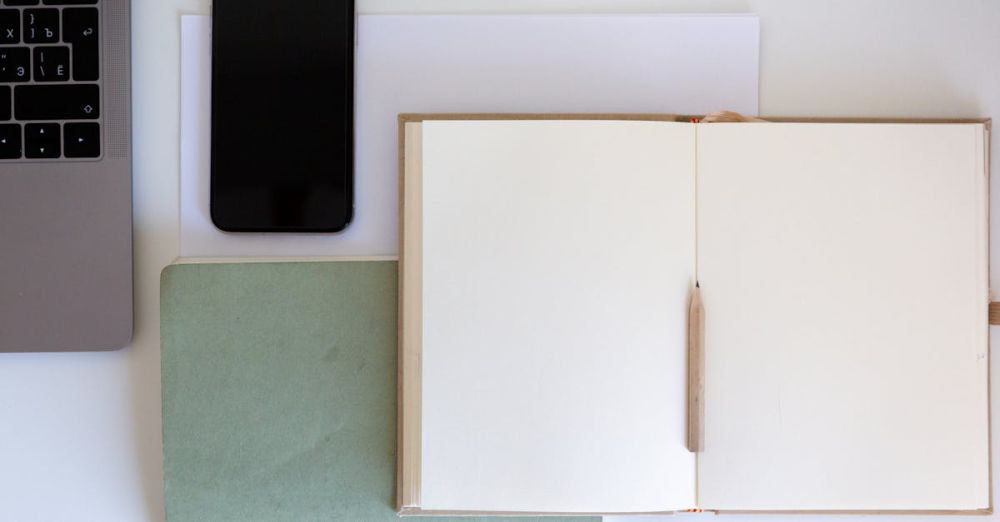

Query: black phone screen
[[211, 0, 354, 232]]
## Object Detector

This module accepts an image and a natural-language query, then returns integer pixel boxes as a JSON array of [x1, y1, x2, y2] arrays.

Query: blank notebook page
[[697, 123, 990, 511], [419, 121, 696, 513]]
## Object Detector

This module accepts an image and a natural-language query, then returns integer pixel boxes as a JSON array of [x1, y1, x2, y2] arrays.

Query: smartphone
[[210, 0, 355, 232]]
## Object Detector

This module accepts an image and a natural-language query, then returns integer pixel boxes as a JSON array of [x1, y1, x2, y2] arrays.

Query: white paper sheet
[[696, 123, 990, 510], [179, 14, 759, 258], [418, 121, 697, 513]]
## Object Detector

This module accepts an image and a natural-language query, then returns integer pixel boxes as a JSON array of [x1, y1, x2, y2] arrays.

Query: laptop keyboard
[[0, 0, 100, 160]]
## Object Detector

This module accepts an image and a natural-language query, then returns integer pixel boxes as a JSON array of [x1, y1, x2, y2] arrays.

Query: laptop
[[0, 0, 132, 352]]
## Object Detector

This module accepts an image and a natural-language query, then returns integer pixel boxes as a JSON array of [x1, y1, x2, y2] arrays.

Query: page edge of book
[[398, 118, 424, 512]]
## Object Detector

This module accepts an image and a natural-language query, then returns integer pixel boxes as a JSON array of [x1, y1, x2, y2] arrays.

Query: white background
[[2, 1, 1000, 521]]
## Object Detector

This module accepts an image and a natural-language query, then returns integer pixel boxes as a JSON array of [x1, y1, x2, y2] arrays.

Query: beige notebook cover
[[398, 114, 993, 516]]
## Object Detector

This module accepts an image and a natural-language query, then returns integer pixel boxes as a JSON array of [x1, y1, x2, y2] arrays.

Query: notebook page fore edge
[[712, 508, 992, 515], [399, 507, 683, 516], [398, 113, 692, 125], [398, 120, 424, 511], [399, 113, 990, 126], [977, 121, 992, 515]]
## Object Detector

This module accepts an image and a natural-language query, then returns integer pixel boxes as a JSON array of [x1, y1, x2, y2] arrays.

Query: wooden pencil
[[687, 281, 705, 452]]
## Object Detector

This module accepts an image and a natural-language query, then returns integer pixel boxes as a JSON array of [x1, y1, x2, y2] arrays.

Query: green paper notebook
[[160, 261, 595, 522]]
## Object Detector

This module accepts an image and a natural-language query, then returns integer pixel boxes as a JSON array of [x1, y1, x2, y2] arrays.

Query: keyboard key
[[4, 1, 40, 6], [63, 122, 98, 157], [0, 86, 9, 120], [15, 84, 98, 120], [62, 7, 95, 42], [33, 45, 68, 81], [43, 0, 97, 4], [0, 46, 28, 81], [23, 8, 57, 43], [0, 123, 20, 158], [62, 7, 97, 80], [24, 123, 59, 158], [0, 9, 18, 43]]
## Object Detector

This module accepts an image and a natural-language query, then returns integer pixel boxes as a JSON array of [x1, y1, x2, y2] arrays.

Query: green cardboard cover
[[160, 261, 596, 522]]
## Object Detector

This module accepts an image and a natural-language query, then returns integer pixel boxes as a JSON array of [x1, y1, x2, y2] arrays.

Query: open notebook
[[397, 115, 992, 516]]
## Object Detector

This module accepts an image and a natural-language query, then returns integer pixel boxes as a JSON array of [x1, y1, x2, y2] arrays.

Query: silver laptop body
[[0, 0, 132, 352]]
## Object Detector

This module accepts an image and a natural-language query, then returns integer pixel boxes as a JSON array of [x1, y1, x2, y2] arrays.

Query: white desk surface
[[2, 1, 999, 521]]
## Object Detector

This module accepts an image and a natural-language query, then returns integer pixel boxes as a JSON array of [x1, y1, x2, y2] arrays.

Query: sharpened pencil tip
[[696, 281, 700, 288]]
